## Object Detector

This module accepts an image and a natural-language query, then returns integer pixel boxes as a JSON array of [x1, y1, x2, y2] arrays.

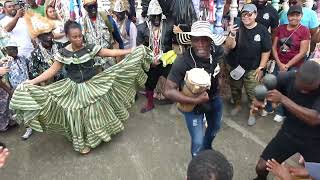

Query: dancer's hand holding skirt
[[9, 45, 153, 152]]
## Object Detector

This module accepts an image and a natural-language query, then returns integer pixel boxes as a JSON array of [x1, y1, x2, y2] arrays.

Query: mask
[[150, 14, 161, 27], [86, 4, 97, 18]]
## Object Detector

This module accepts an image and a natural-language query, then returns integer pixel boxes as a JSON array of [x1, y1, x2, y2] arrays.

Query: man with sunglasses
[[82, 0, 124, 68], [279, 0, 319, 51]]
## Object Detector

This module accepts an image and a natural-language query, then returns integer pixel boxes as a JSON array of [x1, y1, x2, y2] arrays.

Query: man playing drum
[[164, 21, 234, 157]]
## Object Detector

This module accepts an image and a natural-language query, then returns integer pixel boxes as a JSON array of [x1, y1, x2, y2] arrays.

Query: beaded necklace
[[39, 43, 58, 66]]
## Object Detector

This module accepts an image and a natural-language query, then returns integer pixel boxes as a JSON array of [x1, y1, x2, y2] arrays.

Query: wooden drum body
[[177, 68, 211, 112]]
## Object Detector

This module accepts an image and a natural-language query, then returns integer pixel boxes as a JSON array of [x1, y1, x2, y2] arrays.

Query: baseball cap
[[287, 5, 303, 15], [241, 4, 257, 13]]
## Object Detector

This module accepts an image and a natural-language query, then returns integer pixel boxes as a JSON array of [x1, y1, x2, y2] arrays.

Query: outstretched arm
[[4, 9, 24, 32], [97, 48, 132, 58], [29, 61, 63, 85]]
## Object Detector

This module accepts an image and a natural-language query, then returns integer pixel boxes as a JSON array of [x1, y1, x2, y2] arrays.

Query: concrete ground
[[0, 95, 299, 180]]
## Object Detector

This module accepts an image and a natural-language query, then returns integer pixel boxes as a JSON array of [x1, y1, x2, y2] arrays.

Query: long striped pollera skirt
[[9, 46, 153, 152]]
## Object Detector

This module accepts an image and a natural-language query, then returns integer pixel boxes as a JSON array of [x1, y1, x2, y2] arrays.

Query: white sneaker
[[21, 128, 33, 140], [261, 110, 274, 117], [247, 116, 256, 126], [273, 115, 285, 123]]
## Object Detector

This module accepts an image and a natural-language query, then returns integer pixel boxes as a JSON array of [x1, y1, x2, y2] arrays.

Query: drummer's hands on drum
[[194, 92, 209, 104]]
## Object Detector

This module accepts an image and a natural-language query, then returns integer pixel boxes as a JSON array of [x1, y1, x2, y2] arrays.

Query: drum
[[177, 68, 211, 112]]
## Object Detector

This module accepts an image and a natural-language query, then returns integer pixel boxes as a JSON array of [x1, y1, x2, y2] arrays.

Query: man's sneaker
[[21, 128, 33, 140], [261, 110, 274, 117], [273, 114, 285, 123], [247, 116, 256, 126]]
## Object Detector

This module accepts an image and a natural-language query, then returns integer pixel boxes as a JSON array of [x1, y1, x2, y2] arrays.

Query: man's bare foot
[[266, 159, 292, 180]]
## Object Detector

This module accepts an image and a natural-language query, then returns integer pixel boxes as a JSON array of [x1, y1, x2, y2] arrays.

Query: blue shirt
[[7, 56, 30, 89], [279, 7, 319, 29]]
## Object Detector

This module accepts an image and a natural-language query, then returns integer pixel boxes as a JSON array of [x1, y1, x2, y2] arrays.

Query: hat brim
[[287, 10, 302, 15], [177, 32, 226, 46], [5, 45, 19, 47]]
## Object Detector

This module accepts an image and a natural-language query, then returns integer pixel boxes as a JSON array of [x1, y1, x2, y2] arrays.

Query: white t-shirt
[[0, 16, 34, 58], [52, 20, 68, 44]]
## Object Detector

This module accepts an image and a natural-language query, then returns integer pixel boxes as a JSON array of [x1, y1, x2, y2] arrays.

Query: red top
[[276, 24, 310, 67]]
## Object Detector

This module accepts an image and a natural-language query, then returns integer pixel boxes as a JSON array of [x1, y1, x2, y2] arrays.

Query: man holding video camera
[[0, 0, 34, 58]]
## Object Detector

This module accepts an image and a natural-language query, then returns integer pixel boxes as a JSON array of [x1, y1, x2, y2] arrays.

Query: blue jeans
[[181, 96, 223, 157], [265, 65, 297, 116]]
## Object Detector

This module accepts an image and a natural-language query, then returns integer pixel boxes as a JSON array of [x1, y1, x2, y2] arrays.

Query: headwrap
[[24, 11, 54, 39], [112, 0, 129, 12], [147, 0, 162, 16], [83, 0, 97, 6]]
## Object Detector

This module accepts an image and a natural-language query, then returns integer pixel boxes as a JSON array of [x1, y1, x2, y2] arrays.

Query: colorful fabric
[[10, 45, 153, 152], [0, 87, 11, 131], [7, 56, 30, 89], [160, 50, 176, 67], [29, 44, 65, 81], [83, 15, 113, 66], [30, 6, 45, 17], [24, 11, 55, 39]]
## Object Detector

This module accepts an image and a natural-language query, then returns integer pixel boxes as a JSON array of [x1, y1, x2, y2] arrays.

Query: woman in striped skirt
[[9, 20, 153, 154]]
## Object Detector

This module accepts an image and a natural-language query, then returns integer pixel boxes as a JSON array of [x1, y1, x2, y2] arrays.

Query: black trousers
[[261, 128, 320, 163], [145, 64, 172, 91]]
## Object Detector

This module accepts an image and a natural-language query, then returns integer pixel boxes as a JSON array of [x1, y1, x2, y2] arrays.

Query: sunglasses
[[241, 12, 255, 17]]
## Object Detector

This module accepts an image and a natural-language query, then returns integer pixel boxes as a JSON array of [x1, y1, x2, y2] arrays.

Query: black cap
[[287, 5, 303, 15]]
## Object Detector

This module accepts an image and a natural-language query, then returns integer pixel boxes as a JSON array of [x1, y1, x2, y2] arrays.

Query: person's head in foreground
[[295, 61, 320, 94], [187, 150, 233, 180]]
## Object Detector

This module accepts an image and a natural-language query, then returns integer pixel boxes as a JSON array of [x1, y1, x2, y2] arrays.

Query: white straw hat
[[113, 0, 128, 12], [177, 21, 226, 46], [147, 0, 162, 16], [5, 39, 18, 47]]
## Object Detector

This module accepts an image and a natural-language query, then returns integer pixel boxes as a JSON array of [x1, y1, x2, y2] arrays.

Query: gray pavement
[[0, 96, 298, 180]]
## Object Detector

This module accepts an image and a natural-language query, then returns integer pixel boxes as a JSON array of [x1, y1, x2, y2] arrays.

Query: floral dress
[[0, 83, 12, 131], [7, 56, 30, 89], [29, 44, 65, 83]]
